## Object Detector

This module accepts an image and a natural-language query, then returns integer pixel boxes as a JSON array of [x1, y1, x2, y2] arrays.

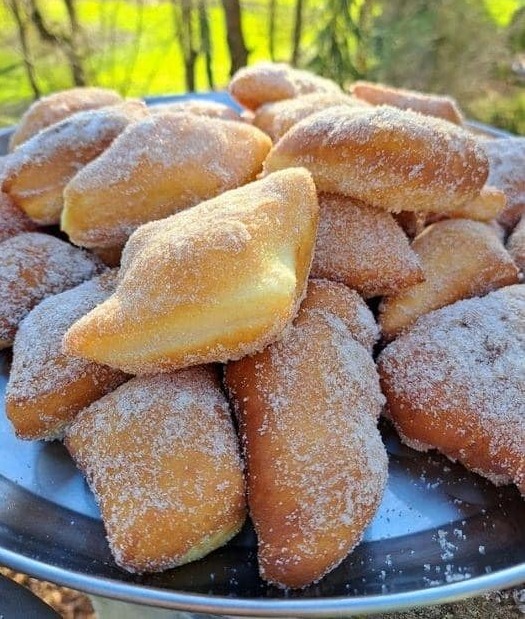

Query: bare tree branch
[[5, 0, 41, 98]]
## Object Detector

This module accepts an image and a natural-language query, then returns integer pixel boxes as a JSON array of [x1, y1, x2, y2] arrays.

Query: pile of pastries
[[0, 63, 524, 590]]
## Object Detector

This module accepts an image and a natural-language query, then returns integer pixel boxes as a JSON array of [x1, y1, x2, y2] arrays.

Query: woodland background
[[0, 1, 524, 131]]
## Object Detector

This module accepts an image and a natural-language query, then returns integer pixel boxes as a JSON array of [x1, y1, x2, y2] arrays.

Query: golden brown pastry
[[0, 192, 37, 243], [351, 81, 463, 124], [482, 137, 525, 229], [2, 101, 147, 225], [8, 87, 123, 151], [378, 285, 525, 496], [6, 272, 128, 440], [311, 193, 424, 298], [253, 92, 369, 142], [61, 112, 272, 248], [229, 62, 342, 110], [378, 219, 519, 340], [150, 99, 243, 122], [507, 214, 525, 272], [224, 280, 387, 588], [264, 105, 489, 214], [65, 367, 246, 573], [0, 232, 101, 348], [428, 185, 506, 223], [90, 245, 123, 268], [63, 168, 319, 374]]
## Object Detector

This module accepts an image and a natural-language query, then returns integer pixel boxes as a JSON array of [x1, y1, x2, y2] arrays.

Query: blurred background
[[0, 0, 524, 132]]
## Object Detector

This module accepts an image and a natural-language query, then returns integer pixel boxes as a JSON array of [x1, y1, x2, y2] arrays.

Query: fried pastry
[[311, 193, 424, 298], [61, 112, 272, 248], [8, 87, 123, 151], [6, 272, 128, 440], [229, 62, 342, 110], [150, 99, 243, 122], [2, 101, 147, 225], [65, 368, 246, 573], [63, 168, 319, 374], [253, 92, 369, 142], [429, 185, 506, 223], [507, 215, 525, 272], [0, 232, 101, 348], [264, 105, 488, 214], [482, 137, 525, 229], [300, 279, 379, 352], [224, 280, 387, 588], [0, 192, 37, 243], [378, 285, 525, 495], [351, 81, 463, 124], [378, 219, 519, 340]]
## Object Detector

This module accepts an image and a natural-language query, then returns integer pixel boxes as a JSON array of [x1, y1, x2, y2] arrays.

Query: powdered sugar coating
[[150, 99, 243, 122], [311, 193, 423, 298], [378, 285, 525, 493], [264, 105, 488, 214], [229, 62, 342, 110], [0, 192, 37, 243], [0, 232, 101, 346], [482, 137, 525, 229], [507, 214, 525, 272], [65, 368, 245, 573], [9, 87, 123, 150], [225, 291, 387, 588]]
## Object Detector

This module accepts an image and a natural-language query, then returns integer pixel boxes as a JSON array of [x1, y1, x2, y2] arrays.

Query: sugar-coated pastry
[[253, 92, 369, 142], [392, 211, 427, 239], [65, 368, 246, 573], [8, 87, 123, 151], [428, 185, 506, 223], [229, 62, 342, 110], [311, 193, 424, 298], [63, 169, 319, 374], [482, 137, 525, 229], [351, 81, 463, 124], [6, 272, 128, 440], [61, 112, 272, 248], [150, 99, 243, 122], [90, 245, 123, 268], [379, 219, 519, 340], [264, 105, 488, 214], [224, 280, 387, 588], [378, 285, 525, 495], [0, 232, 101, 348], [300, 279, 379, 352], [507, 215, 525, 272], [2, 101, 147, 225], [0, 192, 37, 243]]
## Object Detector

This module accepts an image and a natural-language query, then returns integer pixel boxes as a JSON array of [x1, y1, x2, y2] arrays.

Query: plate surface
[[0, 94, 523, 616]]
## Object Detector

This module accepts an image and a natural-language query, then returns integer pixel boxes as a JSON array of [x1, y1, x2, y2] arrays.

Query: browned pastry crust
[[0, 232, 101, 349], [0, 192, 37, 243], [378, 285, 525, 495], [224, 280, 387, 589], [311, 193, 424, 298], [253, 92, 369, 142], [150, 99, 243, 122], [507, 214, 525, 272], [2, 101, 148, 225], [6, 272, 128, 440], [61, 112, 272, 248], [63, 168, 319, 374], [351, 81, 464, 124], [264, 105, 489, 214], [229, 62, 342, 110], [481, 137, 525, 230], [427, 185, 506, 223], [378, 219, 519, 340], [65, 367, 246, 573], [8, 87, 123, 151]]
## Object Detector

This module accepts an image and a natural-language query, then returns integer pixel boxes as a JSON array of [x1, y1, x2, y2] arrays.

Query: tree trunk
[[172, 0, 198, 92], [290, 0, 304, 66], [221, 0, 248, 77], [63, 0, 88, 85], [6, 0, 41, 98], [268, 0, 277, 61], [198, 0, 214, 89]]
